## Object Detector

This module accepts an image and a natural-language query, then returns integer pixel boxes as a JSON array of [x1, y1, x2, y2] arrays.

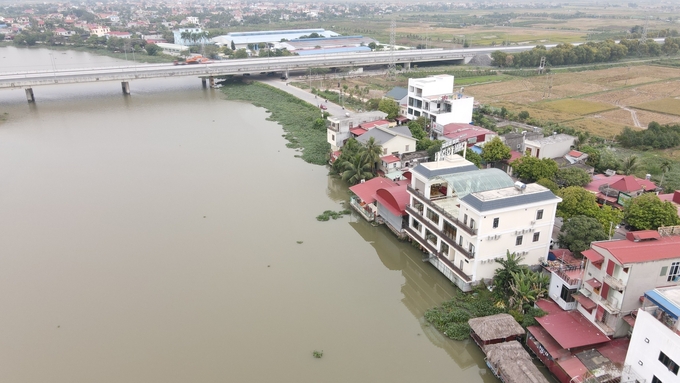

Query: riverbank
[[220, 79, 330, 165], [1, 43, 176, 64]]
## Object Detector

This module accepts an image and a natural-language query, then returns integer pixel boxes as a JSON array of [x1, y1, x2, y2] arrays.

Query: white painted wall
[[623, 309, 680, 383], [434, 97, 475, 125], [380, 135, 417, 156]]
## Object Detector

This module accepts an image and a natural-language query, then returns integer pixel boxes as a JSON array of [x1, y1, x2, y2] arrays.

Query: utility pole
[[387, 18, 396, 81]]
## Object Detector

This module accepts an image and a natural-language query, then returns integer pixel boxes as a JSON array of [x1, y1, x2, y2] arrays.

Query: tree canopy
[[624, 193, 680, 230], [511, 156, 558, 183], [617, 122, 680, 150], [554, 167, 591, 187], [556, 186, 624, 229], [378, 98, 400, 120], [481, 136, 511, 164], [558, 215, 608, 257]]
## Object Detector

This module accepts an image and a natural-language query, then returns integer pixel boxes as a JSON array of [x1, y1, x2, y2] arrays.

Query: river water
[[0, 47, 497, 383]]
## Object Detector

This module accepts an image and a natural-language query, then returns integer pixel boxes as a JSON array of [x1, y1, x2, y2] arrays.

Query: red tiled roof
[[441, 123, 495, 141], [535, 298, 563, 315], [557, 356, 589, 381], [626, 230, 660, 241], [582, 249, 604, 264], [585, 174, 656, 193], [610, 176, 646, 193], [535, 311, 610, 349], [596, 338, 630, 367], [374, 184, 409, 216], [573, 294, 597, 311], [381, 154, 400, 164], [395, 116, 408, 122], [508, 150, 522, 162], [585, 278, 602, 289], [568, 150, 584, 158], [359, 119, 389, 130], [658, 191, 680, 204], [349, 127, 368, 136], [592, 235, 680, 264], [527, 326, 571, 359], [348, 177, 397, 204], [622, 314, 636, 328]]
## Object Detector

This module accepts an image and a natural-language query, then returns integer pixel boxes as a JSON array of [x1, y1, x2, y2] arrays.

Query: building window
[[331, 134, 335, 141], [426, 208, 440, 225], [425, 229, 437, 246], [493, 218, 499, 228], [469, 219, 475, 230], [652, 376, 663, 383], [443, 221, 457, 240], [668, 262, 680, 282], [661, 266, 668, 277], [659, 351, 679, 375], [560, 285, 576, 303], [405, 145, 409, 151], [536, 209, 544, 220], [408, 108, 413, 115], [441, 242, 449, 256], [412, 219, 421, 231], [533, 232, 540, 242], [516, 236, 523, 246], [383, 148, 387, 155], [463, 214, 468, 225], [459, 236, 463, 247], [468, 244, 475, 255]]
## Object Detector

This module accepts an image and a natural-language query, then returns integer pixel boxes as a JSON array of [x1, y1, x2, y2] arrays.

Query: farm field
[[464, 64, 680, 137]]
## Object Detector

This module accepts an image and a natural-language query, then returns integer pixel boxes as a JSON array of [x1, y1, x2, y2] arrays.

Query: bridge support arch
[[25, 88, 35, 103], [121, 81, 131, 95]]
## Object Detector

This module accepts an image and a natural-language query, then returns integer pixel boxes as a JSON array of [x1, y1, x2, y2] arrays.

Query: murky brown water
[[0, 47, 498, 383]]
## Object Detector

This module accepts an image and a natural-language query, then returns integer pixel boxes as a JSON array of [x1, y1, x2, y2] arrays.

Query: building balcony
[[405, 226, 472, 283], [405, 205, 474, 259], [407, 185, 477, 236], [603, 274, 625, 291], [349, 196, 375, 221]]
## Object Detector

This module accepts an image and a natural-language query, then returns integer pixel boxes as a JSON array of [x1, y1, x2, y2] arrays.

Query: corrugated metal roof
[[461, 190, 558, 212], [646, 289, 680, 319], [412, 163, 478, 179]]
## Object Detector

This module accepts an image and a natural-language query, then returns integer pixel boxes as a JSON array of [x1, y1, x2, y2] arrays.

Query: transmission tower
[[538, 56, 546, 74], [387, 19, 397, 80], [542, 73, 553, 99], [637, 15, 649, 56]]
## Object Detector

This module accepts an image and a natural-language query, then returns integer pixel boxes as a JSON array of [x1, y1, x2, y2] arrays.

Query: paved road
[[261, 77, 349, 118]]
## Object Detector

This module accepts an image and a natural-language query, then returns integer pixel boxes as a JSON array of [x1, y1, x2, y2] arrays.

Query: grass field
[[634, 98, 680, 116], [543, 99, 616, 115]]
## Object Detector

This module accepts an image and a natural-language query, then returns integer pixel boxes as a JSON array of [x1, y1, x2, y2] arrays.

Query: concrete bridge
[[3, 40, 658, 102]]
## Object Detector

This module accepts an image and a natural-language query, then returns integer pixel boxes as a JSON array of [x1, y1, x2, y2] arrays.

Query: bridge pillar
[[201, 78, 207, 88], [284, 69, 289, 79], [25, 88, 35, 103], [121, 81, 131, 95], [209, 76, 215, 88], [405, 62, 411, 71]]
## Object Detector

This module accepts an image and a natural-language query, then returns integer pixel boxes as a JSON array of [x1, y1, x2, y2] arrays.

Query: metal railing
[[603, 274, 625, 291], [407, 185, 477, 236], [405, 205, 474, 259], [349, 196, 375, 221], [404, 227, 472, 282]]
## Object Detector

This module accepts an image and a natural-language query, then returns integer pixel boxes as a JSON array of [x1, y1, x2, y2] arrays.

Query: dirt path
[[616, 101, 642, 128]]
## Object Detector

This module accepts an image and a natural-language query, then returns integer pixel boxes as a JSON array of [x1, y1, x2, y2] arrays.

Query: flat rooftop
[[471, 183, 548, 201]]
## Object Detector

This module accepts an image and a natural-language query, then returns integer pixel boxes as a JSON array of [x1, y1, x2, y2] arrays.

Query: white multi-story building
[[327, 111, 387, 151], [622, 286, 680, 383], [574, 231, 680, 338], [404, 155, 561, 291], [405, 75, 474, 126]]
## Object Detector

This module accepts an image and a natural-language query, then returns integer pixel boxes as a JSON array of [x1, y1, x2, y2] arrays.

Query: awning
[[586, 278, 602, 289], [582, 249, 604, 265], [573, 294, 597, 311], [622, 314, 636, 328]]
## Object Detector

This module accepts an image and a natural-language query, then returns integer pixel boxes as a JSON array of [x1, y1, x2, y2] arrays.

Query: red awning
[[582, 249, 604, 264], [622, 314, 636, 328], [573, 294, 597, 311], [586, 278, 602, 289]]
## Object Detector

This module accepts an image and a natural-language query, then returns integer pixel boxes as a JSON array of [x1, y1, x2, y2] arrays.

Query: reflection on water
[[0, 47, 500, 383]]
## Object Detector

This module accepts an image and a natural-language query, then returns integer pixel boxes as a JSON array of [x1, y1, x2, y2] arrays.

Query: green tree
[[555, 167, 591, 187], [660, 159, 672, 187], [359, 137, 383, 174], [462, 150, 483, 168], [556, 186, 601, 220], [368, 42, 377, 50], [230, 40, 236, 50], [341, 155, 373, 185], [621, 155, 639, 175], [493, 251, 525, 292], [378, 98, 399, 120], [145, 43, 160, 56], [232, 48, 248, 59], [508, 269, 549, 314], [511, 156, 558, 182], [365, 98, 381, 110], [481, 136, 511, 164], [624, 193, 680, 230], [536, 178, 559, 193], [491, 50, 507, 67], [518, 111, 530, 121], [407, 121, 427, 141], [558, 215, 608, 257]]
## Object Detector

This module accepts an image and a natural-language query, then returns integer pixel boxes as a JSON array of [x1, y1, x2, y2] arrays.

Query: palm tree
[[660, 159, 672, 187], [342, 155, 373, 185], [622, 155, 639, 175], [508, 269, 549, 313], [493, 251, 525, 292], [359, 137, 383, 174]]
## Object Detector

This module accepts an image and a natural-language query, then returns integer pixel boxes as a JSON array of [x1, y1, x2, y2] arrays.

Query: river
[[0, 47, 497, 383]]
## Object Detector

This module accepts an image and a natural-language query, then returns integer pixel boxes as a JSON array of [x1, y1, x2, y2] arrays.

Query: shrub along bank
[[220, 79, 330, 165]]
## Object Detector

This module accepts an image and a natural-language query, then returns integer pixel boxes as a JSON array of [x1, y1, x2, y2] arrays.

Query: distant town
[[3, 1, 680, 383]]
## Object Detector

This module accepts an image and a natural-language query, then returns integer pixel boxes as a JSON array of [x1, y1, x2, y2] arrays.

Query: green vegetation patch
[[316, 209, 351, 221], [634, 98, 680, 116], [543, 99, 615, 115], [424, 286, 506, 341], [220, 80, 330, 165]]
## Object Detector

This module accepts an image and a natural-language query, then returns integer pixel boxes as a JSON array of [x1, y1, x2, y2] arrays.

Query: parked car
[[319, 104, 327, 110]]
